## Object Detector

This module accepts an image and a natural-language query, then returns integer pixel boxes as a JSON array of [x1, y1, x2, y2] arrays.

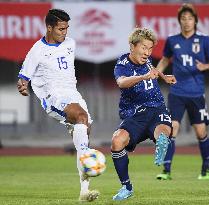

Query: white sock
[[73, 124, 89, 155], [72, 124, 90, 194], [77, 153, 90, 194]]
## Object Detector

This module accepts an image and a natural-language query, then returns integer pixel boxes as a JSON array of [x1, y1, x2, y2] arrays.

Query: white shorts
[[41, 90, 92, 125]]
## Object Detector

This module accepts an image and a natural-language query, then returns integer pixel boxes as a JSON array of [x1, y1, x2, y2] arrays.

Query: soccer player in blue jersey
[[156, 3, 209, 180], [111, 27, 176, 201]]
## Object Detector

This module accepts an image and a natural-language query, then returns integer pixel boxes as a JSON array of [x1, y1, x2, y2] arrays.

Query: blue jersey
[[114, 53, 165, 119], [164, 32, 209, 97]]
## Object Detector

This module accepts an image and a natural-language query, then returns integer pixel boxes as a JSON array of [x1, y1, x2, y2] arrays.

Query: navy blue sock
[[163, 137, 176, 173], [199, 136, 209, 173], [111, 149, 132, 191]]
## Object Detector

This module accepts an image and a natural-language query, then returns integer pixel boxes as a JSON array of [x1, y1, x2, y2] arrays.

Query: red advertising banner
[[0, 3, 51, 62], [135, 4, 209, 59], [1, 3, 209, 62]]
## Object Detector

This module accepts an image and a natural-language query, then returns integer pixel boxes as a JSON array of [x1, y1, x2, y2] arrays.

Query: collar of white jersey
[[41, 37, 62, 47]]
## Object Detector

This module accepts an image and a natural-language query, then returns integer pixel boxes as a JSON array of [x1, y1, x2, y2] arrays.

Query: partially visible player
[[111, 27, 176, 201], [17, 9, 99, 201], [156, 3, 209, 180]]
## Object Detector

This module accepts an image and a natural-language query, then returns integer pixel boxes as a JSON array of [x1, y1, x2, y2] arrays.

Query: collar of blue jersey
[[127, 54, 141, 66], [41, 37, 61, 47], [180, 32, 196, 39], [127, 54, 150, 67]]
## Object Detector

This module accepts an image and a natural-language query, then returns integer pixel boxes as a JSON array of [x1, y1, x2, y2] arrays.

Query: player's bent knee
[[112, 138, 125, 151], [196, 132, 207, 140], [75, 112, 88, 125], [111, 130, 129, 151], [193, 124, 207, 139]]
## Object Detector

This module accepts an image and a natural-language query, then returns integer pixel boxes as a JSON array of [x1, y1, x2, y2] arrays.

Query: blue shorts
[[118, 105, 172, 152], [168, 93, 209, 125]]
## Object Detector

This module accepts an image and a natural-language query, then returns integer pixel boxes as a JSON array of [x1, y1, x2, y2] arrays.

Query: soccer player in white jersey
[[17, 9, 99, 202]]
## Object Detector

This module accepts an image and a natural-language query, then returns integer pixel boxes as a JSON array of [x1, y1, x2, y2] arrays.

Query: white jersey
[[19, 37, 77, 99], [18, 37, 92, 124]]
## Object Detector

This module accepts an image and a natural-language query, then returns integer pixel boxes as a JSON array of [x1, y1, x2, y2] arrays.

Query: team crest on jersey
[[194, 38, 199, 43], [192, 42, 200, 54], [67, 48, 73, 54]]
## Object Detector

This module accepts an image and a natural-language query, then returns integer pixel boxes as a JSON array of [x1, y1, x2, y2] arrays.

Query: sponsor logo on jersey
[[174, 44, 180, 49]]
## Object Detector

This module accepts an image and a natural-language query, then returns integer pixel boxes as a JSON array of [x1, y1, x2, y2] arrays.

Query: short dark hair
[[45, 9, 70, 27], [178, 3, 198, 29]]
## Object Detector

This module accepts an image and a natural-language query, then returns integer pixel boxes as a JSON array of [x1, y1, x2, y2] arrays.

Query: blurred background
[[0, 0, 209, 149]]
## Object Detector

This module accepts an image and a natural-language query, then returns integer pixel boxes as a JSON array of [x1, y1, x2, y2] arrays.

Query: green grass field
[[0, 154, 209, 205]]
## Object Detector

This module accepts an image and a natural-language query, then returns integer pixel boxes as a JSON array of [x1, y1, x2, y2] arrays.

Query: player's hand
[[150, 68, 159, 79], [196, 60, 209, 71], [164, 75, 177, 84], [157, 70, 176, 84], [144, 69, 159, 80], [17, 79, 29, 96]]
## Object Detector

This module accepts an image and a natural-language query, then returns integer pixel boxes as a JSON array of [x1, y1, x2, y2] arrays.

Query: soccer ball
[[79, 149, 106, 177]]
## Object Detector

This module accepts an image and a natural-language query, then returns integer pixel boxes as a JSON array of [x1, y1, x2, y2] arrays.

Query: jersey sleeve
[[204, 36, 209, 62], [18, 45, 39, 81], [70, 38, 76, 54], [163, 37, 173, 58], [114, 64, 130, 80]]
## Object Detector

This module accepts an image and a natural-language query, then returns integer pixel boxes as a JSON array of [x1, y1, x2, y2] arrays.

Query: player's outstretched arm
[[157, 71, 177, 85], [156, 56, 169, 73], [117, 70, 158, 89], [155, 56, 176, 84], [17, 78, 29, 96]]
